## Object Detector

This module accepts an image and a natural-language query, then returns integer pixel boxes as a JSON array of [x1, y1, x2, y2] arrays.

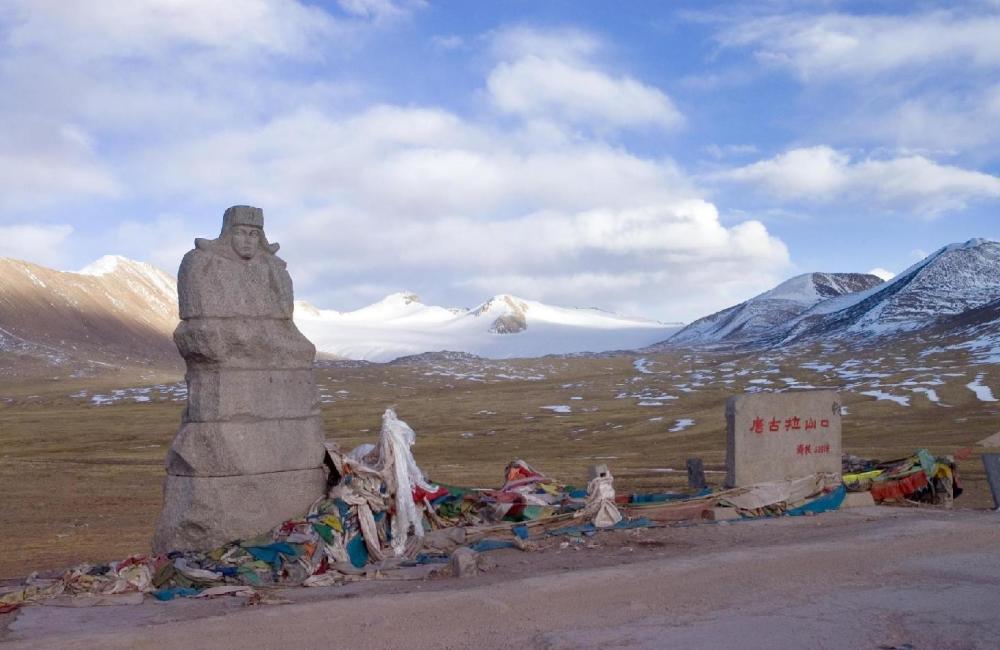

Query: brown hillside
[[0, 256, 179, 368]]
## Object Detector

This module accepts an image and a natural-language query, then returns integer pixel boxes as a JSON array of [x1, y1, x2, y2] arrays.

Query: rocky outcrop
[[152, 206, 327, 553]]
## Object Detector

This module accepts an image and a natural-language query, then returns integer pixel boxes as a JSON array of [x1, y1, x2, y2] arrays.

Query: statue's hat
[[222, 205, 264, 232]]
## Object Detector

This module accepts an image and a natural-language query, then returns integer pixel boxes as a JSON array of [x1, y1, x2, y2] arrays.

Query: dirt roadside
[[2, 506, 998, 649]]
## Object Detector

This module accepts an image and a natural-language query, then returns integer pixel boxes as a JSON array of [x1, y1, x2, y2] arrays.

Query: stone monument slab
[[725, 390, 842, 487], [153, 205, 328, 553]]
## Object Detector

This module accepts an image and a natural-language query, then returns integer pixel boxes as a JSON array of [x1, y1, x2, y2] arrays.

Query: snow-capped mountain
[[7, 238, 999, 369], [779, 238, 1000, 342], [0, 255, 680, 368], [295, 292, 681, 362], [0, 255, 179, 367], [662, 238, 1000, 351], [669, 272, 884, 346]]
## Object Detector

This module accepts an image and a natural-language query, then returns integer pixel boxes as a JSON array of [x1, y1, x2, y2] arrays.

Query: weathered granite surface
[[165, 416, 326, 477], [174, 319, 315, 369], [725, 390, 842, 488], [155, 469, 328, 552], [184, 369, 319, 421], [153, 206, 327, 553]]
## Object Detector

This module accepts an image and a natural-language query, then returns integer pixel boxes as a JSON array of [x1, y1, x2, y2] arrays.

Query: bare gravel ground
[[3, 506, 999, 649]]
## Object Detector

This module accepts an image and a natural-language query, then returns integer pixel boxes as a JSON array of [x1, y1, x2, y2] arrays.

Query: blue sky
[[1, 0, 997, 321]]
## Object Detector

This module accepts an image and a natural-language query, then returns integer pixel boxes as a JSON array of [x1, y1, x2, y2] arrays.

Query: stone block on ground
[[165, 416, 326, 476], [687, 457, 707, 489], [423, 527, 467, 552], [978, 432, 1000, 448], [152, 467, 328, 554], [450, 547, 479, 578], [725, 390, 842, 487]]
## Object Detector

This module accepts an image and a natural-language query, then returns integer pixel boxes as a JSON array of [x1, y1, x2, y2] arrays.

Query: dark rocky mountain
[[669, 272, 883, 346], [779, 238, 1000, 343], [661, 238, 1000, 353]]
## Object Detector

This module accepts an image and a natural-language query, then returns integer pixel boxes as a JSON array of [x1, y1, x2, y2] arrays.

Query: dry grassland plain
[[1, 344, 998, 580]]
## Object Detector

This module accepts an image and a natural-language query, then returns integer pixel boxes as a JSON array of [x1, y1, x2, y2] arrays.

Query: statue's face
[[231, 225, 261, 260]]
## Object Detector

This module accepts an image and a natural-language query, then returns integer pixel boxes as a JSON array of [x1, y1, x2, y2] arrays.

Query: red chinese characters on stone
[[751, 414, 832, 436]]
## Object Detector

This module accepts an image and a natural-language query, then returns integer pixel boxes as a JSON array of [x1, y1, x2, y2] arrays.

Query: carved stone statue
[[153, 205, 327, 553]]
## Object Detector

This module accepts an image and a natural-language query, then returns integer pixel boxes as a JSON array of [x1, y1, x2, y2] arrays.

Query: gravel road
[[3, 506, 999, 649]]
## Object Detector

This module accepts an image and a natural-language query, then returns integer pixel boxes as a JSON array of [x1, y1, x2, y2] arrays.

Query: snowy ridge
[[664, 238, 1000, 356], [295, 292, 679, 362], [8, 239, 1000, 368], [670, 272, 883, 345], [781, 239, 1000, 341]]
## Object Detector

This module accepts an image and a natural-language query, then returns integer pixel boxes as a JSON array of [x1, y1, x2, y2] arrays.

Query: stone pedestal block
[[166, 416, 326, 476], [152, 468, 327, 553], [185, 369, 318, 421]]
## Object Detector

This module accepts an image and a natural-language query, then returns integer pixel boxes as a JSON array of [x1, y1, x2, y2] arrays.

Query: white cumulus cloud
[[143, 102, 786, 320], [4, 0, 343, 61], [486, 27, 683, 132], [715, 146, 1000, 216], [718, 10, 1000, 80], [0, 8, 785, 321]]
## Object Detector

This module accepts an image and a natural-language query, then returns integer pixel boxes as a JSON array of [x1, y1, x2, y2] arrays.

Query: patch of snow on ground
[[860, 390, 911, 406], [22, 268, 47, 288], [633, 358, 653, 374], [669, 418, 695, 432], [800, 362, 834, 372], [541, 405, 572, 413], [967, 374, 997, 402], [910, 387, 941, 403], [616, 391, 678, 401], [79, 382, 186, 405]]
